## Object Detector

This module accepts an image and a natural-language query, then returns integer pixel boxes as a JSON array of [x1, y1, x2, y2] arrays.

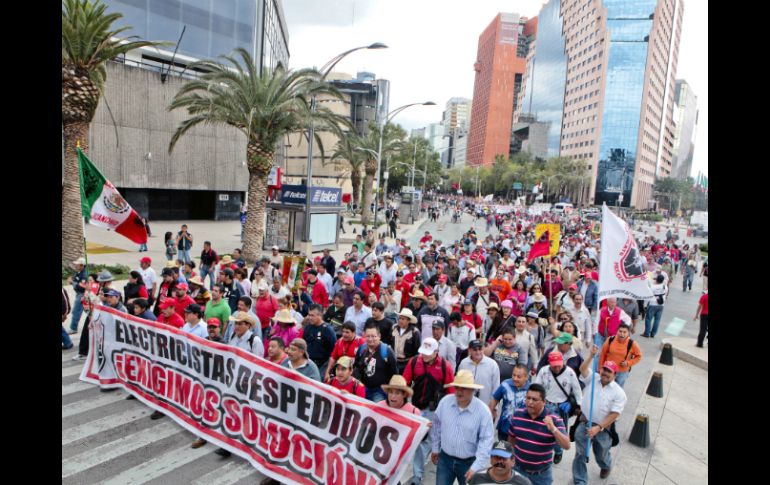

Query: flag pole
[[76, 141, 92, 319]]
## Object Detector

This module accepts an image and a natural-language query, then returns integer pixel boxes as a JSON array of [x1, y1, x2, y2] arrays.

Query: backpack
[[357, 342, 390, 362], [608, 336, 634, 361], [410, 356, 449, 411]]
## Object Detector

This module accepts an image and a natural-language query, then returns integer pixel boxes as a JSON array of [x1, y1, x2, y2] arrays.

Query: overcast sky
[[283, 0, 707, 178]]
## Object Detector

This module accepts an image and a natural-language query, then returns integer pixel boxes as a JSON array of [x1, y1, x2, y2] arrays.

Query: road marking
[[62, 407, 152, 445], [61, 422, 181, 479], [62, 381, 93, 396], [191, 460, 259, 485], [63, 365, 86, 378], [62, 391, 126, 418], [100, 441, 212, 485], [664, 317, 687, 336]]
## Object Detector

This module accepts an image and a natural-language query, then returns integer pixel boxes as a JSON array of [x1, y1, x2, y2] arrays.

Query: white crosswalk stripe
[[62, 381, 92, 395], [61, 390, 126, 418], [190, 461, 258, 485], [100, 443, 213, 485], [63, 364, 86, 378], [62, 407, 153, 445]]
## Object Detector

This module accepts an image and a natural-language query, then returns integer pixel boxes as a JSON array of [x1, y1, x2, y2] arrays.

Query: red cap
[[159, 298, 177, 310], [548, 351, 564, 365], [568, 284, 578, 290], [439, 274, 448, 282], [206, 317, 221, 327], [176, 283, 189, 291], [602, 361, 619, 373], [140, 257, 152, 264], [345, 276, 355, 285]]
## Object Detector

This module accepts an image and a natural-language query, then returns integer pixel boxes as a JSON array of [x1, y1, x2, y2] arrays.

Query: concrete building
[[441, 97, 471, 168], [564, 0, 683, 207], [86, 0, 290, 220], [281, 73, 389, 197], [425, 123, 448, 152], [510, 115, 550, 160], [452, 129, 468, 169], [467, 13, 536, 167], [672, 79, 698, 179], [515, 0, 566, 158]]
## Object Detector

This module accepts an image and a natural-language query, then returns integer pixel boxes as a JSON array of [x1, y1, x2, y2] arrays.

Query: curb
[[660, 338, 708, 371]]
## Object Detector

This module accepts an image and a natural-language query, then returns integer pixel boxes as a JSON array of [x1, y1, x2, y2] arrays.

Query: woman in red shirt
[[695, 292, 708, 348], [507, 279, 528, 317], [460, 299, 482, 337]]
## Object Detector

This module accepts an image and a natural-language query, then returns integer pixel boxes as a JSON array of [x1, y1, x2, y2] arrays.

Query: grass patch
[[62, 263, 132, 286]]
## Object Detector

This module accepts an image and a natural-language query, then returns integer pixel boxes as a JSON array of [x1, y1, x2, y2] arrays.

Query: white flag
[[598, 204, 654, 302]]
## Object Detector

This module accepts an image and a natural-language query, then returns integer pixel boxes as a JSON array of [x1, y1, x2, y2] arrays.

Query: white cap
[[272, 246, 279, 250], [419, 338, 439, 356]]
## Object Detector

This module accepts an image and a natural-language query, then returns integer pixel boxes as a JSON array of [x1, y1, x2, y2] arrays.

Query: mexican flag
[[78, 149, 148, 244]]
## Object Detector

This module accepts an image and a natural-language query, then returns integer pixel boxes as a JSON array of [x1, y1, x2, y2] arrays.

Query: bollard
[[628, 414, 650, 448], [646, 372, 664, 397], [659, 343, 674, 365]]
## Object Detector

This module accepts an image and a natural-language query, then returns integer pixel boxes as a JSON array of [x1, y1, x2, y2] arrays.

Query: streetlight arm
[[319, 43, 388, 79]]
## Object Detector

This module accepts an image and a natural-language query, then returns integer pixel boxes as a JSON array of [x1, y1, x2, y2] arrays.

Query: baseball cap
[[184, 303, 202, 314], [103, 289, 121, 298], [336, 356, 354, 369], [159, 298, 177, 310], [526, 311, 540, 319], [468, 339, 484, 349], [489, 440, 514, 459], [431, 320, 445, 329], [206, 317, 221, 327], [548, 351, 564, 365], [418, 338, 439, 356], [345, 276, 355, 285], [176, 283, 189, 291], [140, 257, 152, 264], [603, 361, 619, 373], [568, 284, 578, 290], [554, 333, 574, 344]]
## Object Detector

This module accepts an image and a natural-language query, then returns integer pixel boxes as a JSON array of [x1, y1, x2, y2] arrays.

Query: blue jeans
[[62, 326, 73, 348], [178, 249, 191, 264], [412, 409, 434, 480], [614, 371, 630, 387], [139, 243, 148, 251], [514, 464, 553, 485], [199, 264, 214, 289], [644, 305, 664, 336], [436, 451, 474, 485], [365, 387, 387, 403], [69, 295, 85, 332], [572, 421, 612, 485], [683, 273, 693, 291]]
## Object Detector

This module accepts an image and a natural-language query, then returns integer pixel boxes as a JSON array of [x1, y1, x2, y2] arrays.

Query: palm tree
[[328, 136, 365, 210], [357, 123, 406, 225], [61, 0, 167, 264], [168, 48, 351, 261]]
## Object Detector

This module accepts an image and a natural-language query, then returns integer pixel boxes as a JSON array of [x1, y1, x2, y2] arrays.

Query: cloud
[[281, 0, 378, 27]]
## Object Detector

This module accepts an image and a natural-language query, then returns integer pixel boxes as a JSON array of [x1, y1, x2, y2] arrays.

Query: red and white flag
[[598, 204, 653, 302]]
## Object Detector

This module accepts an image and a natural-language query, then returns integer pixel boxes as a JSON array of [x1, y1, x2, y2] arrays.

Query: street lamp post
[[372, 101, 435, 229], [303, 43, 387, 244]]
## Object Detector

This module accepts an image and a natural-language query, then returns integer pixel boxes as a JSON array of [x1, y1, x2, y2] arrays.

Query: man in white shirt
[[181, 304, 208, 339], [269, 278, 291, 300], [378, 252, 398, 288], [569, 294, 593, 348], [432, 320, 457, 371], [345, 292, 373, 335], [315, 262, 334, 297], [137, 257, 158, 301], [458, 340, 501, 406], [227, 311, 264, 357], [572, 345, 627, 484]]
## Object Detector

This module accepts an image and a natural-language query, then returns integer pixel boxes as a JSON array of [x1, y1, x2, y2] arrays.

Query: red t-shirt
[[174, 295, 197, 317], [157, 312, 185, 329], [699, 293, 708, 315], [462, 312, 482, 330], [331, 336, 366, 361], [328, 377, 366, 398]]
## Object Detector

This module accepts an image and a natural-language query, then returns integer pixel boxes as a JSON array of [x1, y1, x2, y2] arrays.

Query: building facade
[[516, 0, 566, 158], [442, 97, 471, 168], [86, 0, 290, 220], [671, 79, 698, 179], [466, 13, 536, 167]]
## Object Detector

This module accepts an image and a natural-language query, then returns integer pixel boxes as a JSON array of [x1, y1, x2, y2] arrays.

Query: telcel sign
[[281, 185, 342, 206]]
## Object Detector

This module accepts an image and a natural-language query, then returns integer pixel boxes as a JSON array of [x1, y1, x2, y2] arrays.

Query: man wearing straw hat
[[430, 369, 494, 485], [471, 278, 500, 316]]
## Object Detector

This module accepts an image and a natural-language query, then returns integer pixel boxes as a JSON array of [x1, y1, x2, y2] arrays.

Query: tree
[[328, 136, 365, 209], [355, 123, 406, 225], [168, 49, 351, 261], [61, 0, 168, 264]]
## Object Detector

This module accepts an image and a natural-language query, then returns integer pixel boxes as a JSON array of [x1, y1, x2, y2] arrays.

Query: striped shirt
[[431, 395, 495, 473], [508, 408, 565, 472]]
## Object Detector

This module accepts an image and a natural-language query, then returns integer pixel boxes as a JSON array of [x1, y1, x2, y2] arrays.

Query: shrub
[[700, 243, 708, 253], [62, 263, 132, 281]]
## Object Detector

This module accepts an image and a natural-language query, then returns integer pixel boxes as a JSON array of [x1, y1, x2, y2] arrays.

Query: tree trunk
[[360, 157, 377, 225], [243, 143, 273, 263], [62, 122, 89, 266], [350, 167, 362, 210]]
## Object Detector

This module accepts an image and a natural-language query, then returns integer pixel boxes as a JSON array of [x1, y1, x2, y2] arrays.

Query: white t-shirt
[[137, 267, 157, 294], [579, 370, 627, 423]]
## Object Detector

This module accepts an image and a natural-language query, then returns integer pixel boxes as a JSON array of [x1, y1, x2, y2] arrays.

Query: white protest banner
[[80, 305, 429, 485], [597, 204, 654, 302]]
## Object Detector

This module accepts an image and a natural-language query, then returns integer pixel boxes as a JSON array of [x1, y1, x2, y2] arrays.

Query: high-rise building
[[467, 13, 536, 167], [671, 79, 698, 179], [453, 129, 468, 169], [441, 97, 472, 168], [425, 123, 448, 151], [83, 0, 290, 220], [516, 0, 566, 158], [522, 0, 683, 208]]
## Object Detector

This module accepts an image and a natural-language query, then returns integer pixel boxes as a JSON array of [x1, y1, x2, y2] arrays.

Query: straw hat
[[381, 375, 414, 396], [397, 308, 418, 323], [410, 289, 428, 301], [165, 260, 178, 268], [229, 311, 256, 327], [221, 255, 235, 265], [272, 309, 296, 324], [475, 278, 489, 288], [188, 275, 205, 287], [444, 369, 484, 389], [487, 302, 500, 311], [532, 292, 546, 303], [515, 264, 528, 274]]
